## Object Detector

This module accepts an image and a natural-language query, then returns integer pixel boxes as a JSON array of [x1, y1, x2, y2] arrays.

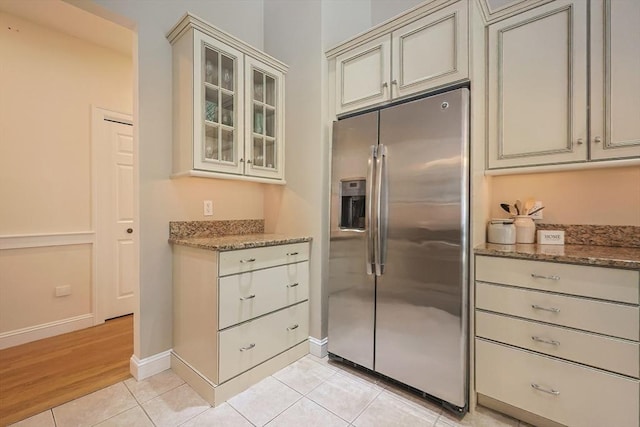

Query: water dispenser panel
[[340, 179, 366, 230]]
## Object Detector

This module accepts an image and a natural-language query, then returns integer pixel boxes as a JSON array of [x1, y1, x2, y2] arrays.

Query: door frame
[[91, 106, 137, 325]]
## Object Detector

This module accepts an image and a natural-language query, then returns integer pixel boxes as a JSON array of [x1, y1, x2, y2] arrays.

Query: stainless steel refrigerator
[[328, 87, 469, 413]]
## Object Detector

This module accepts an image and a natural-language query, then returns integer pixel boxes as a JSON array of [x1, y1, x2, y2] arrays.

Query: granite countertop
[[169, 233, 312, 251], [475, 243, 640, 270]]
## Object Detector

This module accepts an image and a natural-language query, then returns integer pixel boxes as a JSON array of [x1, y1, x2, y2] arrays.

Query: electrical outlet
[[530, 200, 544, 220], [203, 200, 213, 216]]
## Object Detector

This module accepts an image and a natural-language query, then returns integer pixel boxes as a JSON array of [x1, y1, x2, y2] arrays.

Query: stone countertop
[[169, 233, 312, 251], [475, 243, 640, 270]]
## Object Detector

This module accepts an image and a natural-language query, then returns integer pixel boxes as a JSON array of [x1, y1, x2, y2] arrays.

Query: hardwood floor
[[0, 315, 133, 426]]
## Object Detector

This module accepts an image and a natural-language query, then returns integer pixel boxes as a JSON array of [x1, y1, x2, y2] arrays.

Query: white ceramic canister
[[514, 215, 536, 243], [487, 220, 516, 244]]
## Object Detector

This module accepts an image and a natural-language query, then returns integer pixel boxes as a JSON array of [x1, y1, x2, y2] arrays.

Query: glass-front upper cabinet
[[245, 56, 284, 180], [167, 13, 288, 184], [196, 35, 244, 175]]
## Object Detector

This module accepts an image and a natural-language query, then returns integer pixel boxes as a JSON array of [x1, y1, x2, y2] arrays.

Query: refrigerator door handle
[[366, 145, 376, 275], [374, 144, 386, 276]]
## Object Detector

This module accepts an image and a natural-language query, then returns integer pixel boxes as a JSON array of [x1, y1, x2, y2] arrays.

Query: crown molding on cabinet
[[167, 12, 288, 74], [326, 0, 459, 58]]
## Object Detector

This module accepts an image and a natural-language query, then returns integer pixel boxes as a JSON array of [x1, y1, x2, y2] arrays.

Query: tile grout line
[[88, 382, 143, 427], [346, 382, 385, 425], [227, 402, 259, 427], [270, 367, 355, 424]]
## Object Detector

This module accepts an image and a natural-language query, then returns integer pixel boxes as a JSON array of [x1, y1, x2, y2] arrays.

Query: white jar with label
[[514, 215, 536, 243]]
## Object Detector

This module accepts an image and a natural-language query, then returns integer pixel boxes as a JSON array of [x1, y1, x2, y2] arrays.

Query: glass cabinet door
[[203, 47, 236, 163], [246, 58, 283, 179], [194, 33, 244, 175]]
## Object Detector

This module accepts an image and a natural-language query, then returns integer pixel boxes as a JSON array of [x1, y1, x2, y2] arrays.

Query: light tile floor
[[10, 354, 527, 427]]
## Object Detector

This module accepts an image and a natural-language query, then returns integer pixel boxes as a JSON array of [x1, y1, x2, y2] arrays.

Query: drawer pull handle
[[239, 343, 256, 352], [531, 383, 560, 396], [239, 294, 256, 301], [531, 273, 560, 281], [240, 258, 256, 263], [531, 304, 560, 313], [287, 324, 299, 331], [287, 283, 300, 288], [286, 252, 299, 256], [531, 336, 560, 346]]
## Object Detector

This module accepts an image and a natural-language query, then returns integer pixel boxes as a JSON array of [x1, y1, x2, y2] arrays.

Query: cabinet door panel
[[391, 0, 468, 99], [487, 1, 588, 169], [335, 35, 391, 115], [590, 0, 640, 160], [245, 56, 285, 179], [193, 30, 245, 174]]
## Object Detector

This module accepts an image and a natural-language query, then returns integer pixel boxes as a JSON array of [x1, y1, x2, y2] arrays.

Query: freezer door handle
[[374, 144, 386, 276], [366, 145, 376, 275]]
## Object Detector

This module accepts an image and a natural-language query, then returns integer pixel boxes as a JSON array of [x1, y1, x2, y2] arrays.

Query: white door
[[95, 112, 136, 321]]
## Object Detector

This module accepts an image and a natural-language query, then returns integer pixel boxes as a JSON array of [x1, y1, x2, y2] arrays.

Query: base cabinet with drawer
[[474, 255, 640, 427], [171, 241, 310, 405]]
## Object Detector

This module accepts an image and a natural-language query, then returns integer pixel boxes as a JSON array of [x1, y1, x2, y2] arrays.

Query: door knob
[[126, 228, 133, 234]]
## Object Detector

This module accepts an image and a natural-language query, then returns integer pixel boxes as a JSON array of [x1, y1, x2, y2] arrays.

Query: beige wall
[[0, 12, 133, 234], [0, 12, 132, 340], [489, 166, 640, 225], [0, 245, 91, 333]]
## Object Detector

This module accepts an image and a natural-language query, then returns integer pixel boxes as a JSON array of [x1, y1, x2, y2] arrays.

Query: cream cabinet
[[172, 241, 309, 404], [474, 255, 640, 426], [487, 0, 640, 170], [330, 0, 469, 116], [167, 13, 286, 183], [589, 0, 640, 161]]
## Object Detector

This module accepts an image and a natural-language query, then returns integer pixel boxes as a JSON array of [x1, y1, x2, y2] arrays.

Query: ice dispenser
[[340, 179, 366, 230]]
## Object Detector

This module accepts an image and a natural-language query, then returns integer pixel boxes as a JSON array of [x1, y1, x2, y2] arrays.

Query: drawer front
[[476, 255, 639, 304], [219, 261, 309, 329], [476, 310, 639, 378], [476, 339, 640, 427], [218, 302, 308, 382], [219, 242, 309, 276], [476, 282, 639, 340]]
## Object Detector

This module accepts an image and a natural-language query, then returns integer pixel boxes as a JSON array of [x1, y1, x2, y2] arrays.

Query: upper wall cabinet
[[167, 14, 287, 184], [487, 0, 640, 171], [328, 0, 469, 116], [590, 0, 640, 161]]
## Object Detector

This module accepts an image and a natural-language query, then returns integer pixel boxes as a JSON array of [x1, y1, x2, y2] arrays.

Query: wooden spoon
[[524, 199, 535, 215], [515, 200, 522, 215]]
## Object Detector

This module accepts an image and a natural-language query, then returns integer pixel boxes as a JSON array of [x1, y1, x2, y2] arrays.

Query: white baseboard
[[0, 313, 94, 350], [309, 336, 328, 358], [130, 350, 172, 381]]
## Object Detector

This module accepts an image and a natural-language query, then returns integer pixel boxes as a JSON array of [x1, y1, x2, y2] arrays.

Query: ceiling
[[0, 0, 132, 56]]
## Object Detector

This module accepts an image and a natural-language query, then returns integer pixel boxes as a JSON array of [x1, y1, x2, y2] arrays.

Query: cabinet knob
[[240, 158, 244, 162], [126, 228, 133, 234], [247, 160, 252, 164], [382, 82, 388, 88], [576, 138, 584, 145], [594, 136, 602, 143], [391, 79, 398, 85]]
